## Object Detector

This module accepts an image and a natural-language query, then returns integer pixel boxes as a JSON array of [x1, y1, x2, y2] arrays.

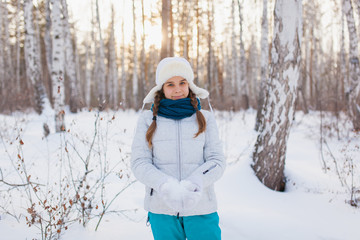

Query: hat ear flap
[[188, 82, 209, 99], [143, 85, 162, 104]]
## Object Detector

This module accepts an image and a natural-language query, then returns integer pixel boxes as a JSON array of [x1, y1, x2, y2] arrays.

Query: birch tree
[[24, 0, 49, 114], [95, 0, 106, 109], [84, 38, 92, 108], [231, 0, 238, 101], [2, 1, 14, 88], [140, 0, 146, 101], [120, 16, 127, 108], [255, 0, 269, 130], [15, 0, 22, 93], [238, 0, 249, 109], [0, 1, 5, 96], [132, 0, 138, 108], [195, 0, 201, 86], [85, 0, 96, 108], [161, 0, 170, 59], [62, 0, 80, 113], [342, 0, 360, 131], [108, 4, 119, 109], [252, 0, 302, 191], [50, 0, 66, 132], [207, 0, 214, 94]]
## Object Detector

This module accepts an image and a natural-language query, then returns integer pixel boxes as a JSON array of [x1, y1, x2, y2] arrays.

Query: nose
[[174, 85, 181, 92]]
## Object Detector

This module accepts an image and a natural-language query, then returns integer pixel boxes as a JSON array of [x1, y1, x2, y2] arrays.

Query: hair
[[145, 89, 206, 148]]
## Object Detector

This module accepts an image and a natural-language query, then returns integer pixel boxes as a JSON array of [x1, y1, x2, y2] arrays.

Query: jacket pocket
[[203, 164, 217, 175]]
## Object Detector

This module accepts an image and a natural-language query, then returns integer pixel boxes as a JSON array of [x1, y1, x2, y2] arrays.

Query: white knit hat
[[143, 57, 209, 103]]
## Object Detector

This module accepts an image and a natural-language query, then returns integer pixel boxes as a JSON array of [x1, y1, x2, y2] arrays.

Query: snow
[[0, 109, 359, 240]]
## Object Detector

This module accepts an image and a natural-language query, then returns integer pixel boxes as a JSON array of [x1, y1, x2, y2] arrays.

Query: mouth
[[172, 96, 184, 100]]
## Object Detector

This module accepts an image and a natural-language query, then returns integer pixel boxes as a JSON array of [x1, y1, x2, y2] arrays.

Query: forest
[[0, 0, 359, 239], [0, 0, 358, 119]]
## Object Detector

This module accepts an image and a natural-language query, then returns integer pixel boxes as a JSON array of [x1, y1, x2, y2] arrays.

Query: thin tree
[[15, 0, 22, 93], [255, 0, 269, 130], [140, 0, 146, 104], [252, 0, 302, 191], [238, 0, 249, 109], [24, 0, 49, 114], [62, 0, 80, 113], [342, 0, 360, 131], [160, 0, 170, 59], [207, 0, 213, 94], [108, 4, 119, 109], [50, 0, 66, 132], [95, 0, 106, 110], [132, 0, 138, 108], [44, 0, 52, 96], [84, 37, 92, 108], [120, 10, 127, 109], [231, 0, 238, 106], [2, 1, 14, 89], [0, 1, 5, 97], [195, 0, 201, 86]]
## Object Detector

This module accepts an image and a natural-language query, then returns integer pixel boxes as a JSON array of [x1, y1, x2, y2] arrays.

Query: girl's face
[[163, 76, 189, 100]]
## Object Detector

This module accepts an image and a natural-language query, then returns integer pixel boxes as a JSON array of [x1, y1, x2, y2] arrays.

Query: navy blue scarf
[[151, 98, 201, 120]]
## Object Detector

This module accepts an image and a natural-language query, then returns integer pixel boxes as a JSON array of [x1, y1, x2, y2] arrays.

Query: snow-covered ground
[[0, 109, 359, 240]]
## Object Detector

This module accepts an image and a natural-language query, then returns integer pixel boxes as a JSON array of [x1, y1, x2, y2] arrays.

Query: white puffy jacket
[[131, 110, 226, 217]]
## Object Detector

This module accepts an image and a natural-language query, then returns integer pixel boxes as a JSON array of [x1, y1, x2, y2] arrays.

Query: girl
[[131, 57, 225, 240]]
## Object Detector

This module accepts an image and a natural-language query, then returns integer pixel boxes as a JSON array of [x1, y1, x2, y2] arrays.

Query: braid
[[189, 90, 206, 137], [146, 90, 163, 148]]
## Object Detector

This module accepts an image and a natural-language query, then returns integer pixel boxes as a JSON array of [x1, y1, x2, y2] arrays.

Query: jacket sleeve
[[185, 112, 226, 188], [130, 112, 171, 191]]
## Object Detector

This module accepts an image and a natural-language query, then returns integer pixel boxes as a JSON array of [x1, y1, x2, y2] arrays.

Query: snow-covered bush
[[0, 110, 135, 239]]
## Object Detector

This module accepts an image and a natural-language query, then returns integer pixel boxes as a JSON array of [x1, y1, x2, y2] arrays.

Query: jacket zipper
[[177, 120, 182, 216], [177, 120, 182, 180]]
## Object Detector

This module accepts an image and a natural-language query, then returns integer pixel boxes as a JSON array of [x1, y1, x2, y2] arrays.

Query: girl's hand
[[180, 180, 202, 210], [158, 178, 183, 211]]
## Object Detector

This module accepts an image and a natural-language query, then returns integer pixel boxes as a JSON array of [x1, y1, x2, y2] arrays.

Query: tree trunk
[[161, 0, 169, 59], [169, 0, 174, 57], [140, 0, 146, 106], [252, 0, 302, 192], [15, 0, 21, 93], [3, 1, 14, 87], [341, 5, 346, 107], [132, 0, 138, 109], [121, 16, 127, 109], [238, 0, 249, 110], [108, 4, 119, 109], [84, 38, 91, 108], [24, 0, 49, 115], [95, 0, 106, 110], [0, 2, 5, 96], [207, 0, 213, 94], [255, 0, 269, 130], [50, 0, 66, 132], [195, 0, 200, 86], [231, 0, 237, 107], [343, 0, 360, 131], [44, 0, 53, 100], [62, 0, 79, 113]]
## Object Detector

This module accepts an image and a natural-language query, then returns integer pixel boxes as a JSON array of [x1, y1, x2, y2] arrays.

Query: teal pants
[[148, 212, 221, 240]]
